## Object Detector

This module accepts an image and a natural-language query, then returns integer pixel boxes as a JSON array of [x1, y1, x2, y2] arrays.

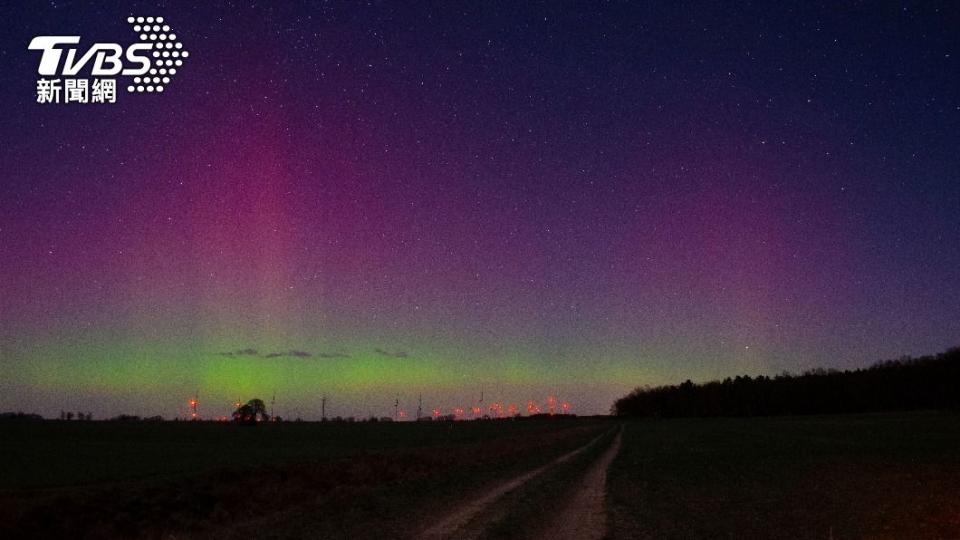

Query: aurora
[[1, 2, 958, 419]]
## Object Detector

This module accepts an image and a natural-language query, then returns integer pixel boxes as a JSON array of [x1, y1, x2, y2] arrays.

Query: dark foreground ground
[[1, 413, 958, 539], [607, 412, 960, 539], [0, 417, 610, 539]]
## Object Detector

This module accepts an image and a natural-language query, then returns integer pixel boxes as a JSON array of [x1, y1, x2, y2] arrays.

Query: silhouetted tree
[[233, 398, 270, 425]]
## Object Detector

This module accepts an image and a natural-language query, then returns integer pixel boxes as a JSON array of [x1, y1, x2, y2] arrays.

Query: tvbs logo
[[29, 16, 189, 104]]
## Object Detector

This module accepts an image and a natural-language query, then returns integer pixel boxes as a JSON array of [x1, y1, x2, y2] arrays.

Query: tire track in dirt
[[419, 429, 613, 540], [533, 426, 623, 540]]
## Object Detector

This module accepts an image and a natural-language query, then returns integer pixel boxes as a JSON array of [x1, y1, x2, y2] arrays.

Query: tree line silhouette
[[613, 347, 960, 417]]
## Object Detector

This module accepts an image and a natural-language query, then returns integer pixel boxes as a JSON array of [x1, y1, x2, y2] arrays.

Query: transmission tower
[[189, 392, 199, 420]]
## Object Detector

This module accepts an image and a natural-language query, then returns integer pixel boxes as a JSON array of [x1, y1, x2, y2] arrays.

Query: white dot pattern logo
[[125, 16, 188, 93]]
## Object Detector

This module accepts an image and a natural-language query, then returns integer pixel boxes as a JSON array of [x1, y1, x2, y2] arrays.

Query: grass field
[[606, 412, 960, 539]]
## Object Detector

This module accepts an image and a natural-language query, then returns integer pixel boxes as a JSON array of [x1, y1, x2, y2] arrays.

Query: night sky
[[1, 2, 958, 419]]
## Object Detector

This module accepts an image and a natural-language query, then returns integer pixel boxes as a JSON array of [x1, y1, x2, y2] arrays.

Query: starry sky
[[1, 1, 958, 419]]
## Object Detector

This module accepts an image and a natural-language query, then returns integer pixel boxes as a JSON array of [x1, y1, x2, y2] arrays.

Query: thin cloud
[[263, 350, 312, 358], [218, 348, 260, 357], [375, 348, 409, 358], [217, 348, 350, 360]]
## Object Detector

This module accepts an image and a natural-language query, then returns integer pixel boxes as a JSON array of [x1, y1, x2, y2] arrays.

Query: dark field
[[0, 418, 611, 538], [2, 413, 959, 539], [607, 412, 960, 539], [0, 418, 605, 489]]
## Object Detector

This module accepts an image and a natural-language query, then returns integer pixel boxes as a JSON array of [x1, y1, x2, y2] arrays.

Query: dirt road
[[534, 427, 623, 540], [419, 426, 622, 540]]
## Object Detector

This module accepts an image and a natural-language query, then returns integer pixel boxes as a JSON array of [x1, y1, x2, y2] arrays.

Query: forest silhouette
[[613, 347, 960, 417]]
